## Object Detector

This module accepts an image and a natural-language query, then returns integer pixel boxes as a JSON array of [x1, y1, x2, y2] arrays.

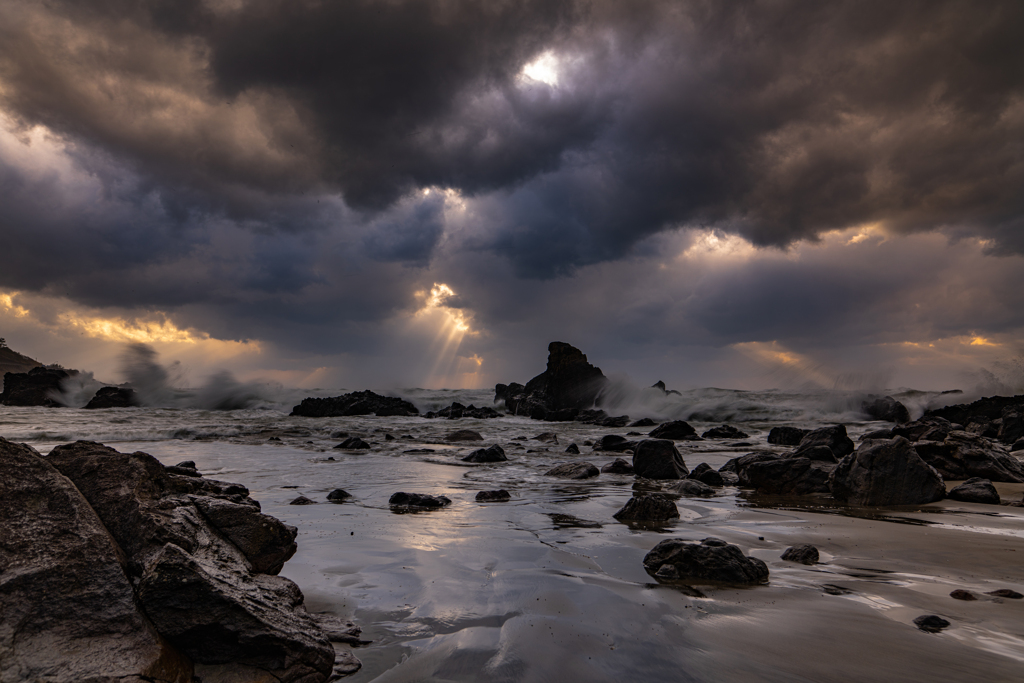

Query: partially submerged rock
[[84, 385, 140, 409], [424, 402, 501, 419], [594, 434, 637, 452], [667, 479, 715, 497], [462, 444, 507, 463], [649, 420, 701, 441], [335, 437, 371, 449], [291, 390, 419, 417], [687, 462, 725, 486], [389, 492, 452, 508], [701, 425, 749, 439], [446, 429, 484, 442], [947, 477, 1001, 504], [290, 495, 316, 505], [327, 488, 352, 502], [643, 537, 769, 585], [633, 439, 689, 479], [613, 493, 680, 521], [781, 544, 819, 565], [913, 615, 951, 633], [565, 443, 580, 454], [545, 462, 600, 479], [829, 437, 945, 506], [861, 395, 911, 423], [601, 458, 635, 474], [767, 426, 809, 446], [738, 457, 834, 495], [495, 342, 608, 419], [476, 490, 511, 502]]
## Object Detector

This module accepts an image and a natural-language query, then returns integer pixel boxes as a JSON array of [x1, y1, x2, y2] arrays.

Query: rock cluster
[[424, 402, 502, 419], [291, 390, 419, 417], [495, 342, 608, 420], [861, 395, 911, 423], [0, 366, 76, 407]]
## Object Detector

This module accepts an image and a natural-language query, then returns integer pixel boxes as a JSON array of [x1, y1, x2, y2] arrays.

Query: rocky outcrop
[[632, 439, 689, 479], [767, 426, 809, 446], [0, 366, 76, 407], [462, 444, 507, 463], [84, 385, 140, 409], [495, 342, 608, 419], [544, 462, 600, 479], [914, 431, 1024, 482], [925, 395, 1024, 442], [829, 436, 945, 506], [291, 390, 419, 417], [0, 345, 42, 380], [44, 441, 333, 682], [643, 537, 769, 584], [424, 402, 501, 419], [650, 380, 681, 396], [861, 395, 911, 423], [613, 493, 679, 521], [0, 437, 192, 682], [649, 420, 701, 441], [892, 416, 953, 443], [335, 437, 371, 449], [794, 425, 854, 459], [947, 477, 1001, 504]]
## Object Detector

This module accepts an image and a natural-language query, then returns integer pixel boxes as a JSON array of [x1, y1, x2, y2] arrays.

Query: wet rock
[[947, 477, 1001, 504], [290, 495, 316, 505], [84, 385, 140, 409], [445, 429, 484, 442], [701, 425, 749, 439], [687, 462, 725, 486], [720, 450, 779, 473], [549, 514, 602, 528], [739, 457, 834, 495], [388, 492, 452, 508], [0, 437, 193, 682], [767, 426, 809, 446], [166, 462, 201, 476], [565, 443, 580, 454], [177, 460, 197, 469], [795, 425, 854, 459], [600, 415, 631, 427], [915, 431, 1024, 482], [630, 418, 657, 427], [424, 402, 502, 419], [986, 589, 1023, 599], [793, 445, 838, 463], [781, 544, 819, 565], [532, 432, 559, 443], [1012, 438, 1024, 452], [860, 428, 895, 441], [291, 390, 419, 417], [403, 448, 435, 454], [861, 395, 911, 423], [327, 489, 351, 502], [194, 497, 299, 574], [650, 380, 682, 396], [649, 420, 701, 441], [893, 416, 953, 443], [595, 434, 638, 452], [497, 342, 609, 418], [926, 395, 1024, 443], [949, 589, 977, 601], [643, 537, 769, 585], [913, 615, 951, 633], [476, 490, 511, 502], [462, 444, 507, 463], [613, 493, 680, 521], [332, 650, 362, 677], [633, 439, 689, 479], [0, 365, 76, 407], [545, 462, 600, 479], [829, 437, 945, 506], [335, 437, 371, 449], [385, 433, 395, 440], [667, 479, 715, 497], [601, 458, 635, 474]]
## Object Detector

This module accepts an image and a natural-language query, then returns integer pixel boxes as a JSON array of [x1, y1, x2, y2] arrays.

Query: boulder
[[861, 396, 911, 423], [667, 479, 715, 497], [290, 390, 419, 417], [335, 437, 370, 449], [649, 420, 701, 441], [687, 463, 725, 486], [532, 432, 559, 443], [289, 495, 316, 505], [739, 457, 834, 495], [544, 462, 600, 479], [84, 385, 140, 409], [613, 493, 680, 521], [462, 444, 507, 463], [987, 589, 1023, 599], [720, 450, 779, 473], [947, 477, 1001, 504], [643, 537, 769, 585], [632, 439, 689, 479], [326, 489, 351, 502], [781, 544, 819, 565], [828, 437, 945, 506], [595, 434, 638, 452], [424, 402, 502, 419], [794, 445, 838, 463], [0, 437, 192, 682], [601, 458, 635, 474], [388, 492, 452, 508], [701, 425, 749, 439], [950, 589, 977, 601], [565, 443, 580, 454], [496, 342, 608, 418], [914, 431, 1024, 482], [892, 416, 952, 443], [0, 366, 75, 407], [446, 429, 484, 442], [767, 426, 809, 446], [795, 425, 854, 459], [630, 418, 657, 427], [44, 441, 332, 682], [476, 490, 511, 502], [998, 406, 1024, 444], [913, 615, 951, 633]]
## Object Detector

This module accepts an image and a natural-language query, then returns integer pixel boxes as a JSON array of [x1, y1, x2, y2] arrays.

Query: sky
[[1, 0, 1023, 394]]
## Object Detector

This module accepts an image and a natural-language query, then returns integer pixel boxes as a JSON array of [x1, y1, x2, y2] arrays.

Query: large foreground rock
[[643, 537, 769, 584], [829, 437, 945, 506], [738, 456, 834, 495], [46, 441, 333, 682], [0, 437, 192, 683], [291, 390, 419, 417], [794, 424, 854, 459], [0, 366, 75, 407], [632, 439, 689, 479], [914, 431, 1024, 482], [495, 341, 608, 418]]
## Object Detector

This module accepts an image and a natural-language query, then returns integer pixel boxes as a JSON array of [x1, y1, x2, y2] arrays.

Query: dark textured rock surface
[[914, 431, 1024, 482], [767, 426, 809, 446], [794, 445, 838, 463], [720, 451, 779, 473], [290, 495, 316, 505], [913, 615, 951, 633], [0, 437, 192, 682], [926, 395, 1024, 442], [739, 457, 834, 495], [335, 437, 371, 450], [781, 544, 819, 565], [565, 443, 580, 454], [987, 589, 1023, 599], [326, 488, 351, 502], [630, 417, 657, 427], [291, 390, 419, 417], [947, 477, 1001, 504], [649, 420, 701, 441], [595, 434, 638, 452], [84, 385, 140, 409], [829, 437, 945, 506], [462, 444, 507, 463], [687, 462, 725, 486], [795, 425, 854, 459], [497, 342, 608, 419], [701, 425, 749, 439], [545, 461, 600, 479], [949, 589, 977, 601], [476, 490, 511, 502], [643, 537, 769, 585], [613, 493, 680, 521], [389, 492, 452, 508], [667, 479, 715, 497], [601, 457, 635, 474], [892, 416, 953, 443], [632, 439, 689, 479], [0, 366, 75, 407], [424, 402, 501, 419], [861, 396, 911, 423], [446, 429, 484, 442]]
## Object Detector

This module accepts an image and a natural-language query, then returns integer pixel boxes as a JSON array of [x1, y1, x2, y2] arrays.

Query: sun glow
[[521, 51, 561, 86], [409, 283, 484, 389]]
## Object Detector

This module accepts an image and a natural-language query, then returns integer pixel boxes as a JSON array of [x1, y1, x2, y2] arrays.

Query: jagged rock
[[462, 444, 507, 463], [476, 490, 511, 502], [388, 492, 451, 508], [892, 416, 953, 442], [667, 479, 715, 497], [84, 385, 140, 409], [767, 426, 809, 446], [326, 489, 351, 502], [630, 418, 657, 427], [720, 451, 779, 474], [545, 462, 600, 479], [332, 650, 362, 677], [643, 537, 769, 584], [781, 544, 819, 565], [687, 462, 725, 486], [335, 437, 370, 449], [649, 420, 701, 441], [999, 406, 1024, 444], [701, 425, 749, 439], [45, 441, 332, 682], [445, 429, 484, 442], [290, 390, 419, 417], [913, 615, 950, 633], [0, 366, 76, 407], [594, 434, 638, 452], [0, 438, 193, 682], [862, 396, 911, 423], [565, 443, 580, 454], [914, 431, 1024, 482], [860, 428, 895, 441], [424, 402, 502, 419], [600, 415, 631, 427], [532, 432, 559, 443], [496, 342, 608, 418], [947, 477, 1001, 504], [739, 457, 834, 495], [632, 439, 689, 479], [795, 425, 854, 459], [829, 437, 945, 506], [926, 395, 1024, 443], [613, 493, 680, 521], [650, 381, 682, 396], [601, 458, 635, 474]]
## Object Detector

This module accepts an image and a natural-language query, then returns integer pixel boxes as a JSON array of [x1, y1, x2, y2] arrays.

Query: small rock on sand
[[913, 615, 951, 633], [781, 544, 819, 565], [476, 490, 511, 502], [949, 589, 976, 600], [290, 495, 316, 505]]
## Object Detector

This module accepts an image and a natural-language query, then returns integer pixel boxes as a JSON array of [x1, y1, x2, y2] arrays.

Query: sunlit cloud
[[677, 230, 757, 262], [520, 51, 561, 86], [406, 283, 485, 388]]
